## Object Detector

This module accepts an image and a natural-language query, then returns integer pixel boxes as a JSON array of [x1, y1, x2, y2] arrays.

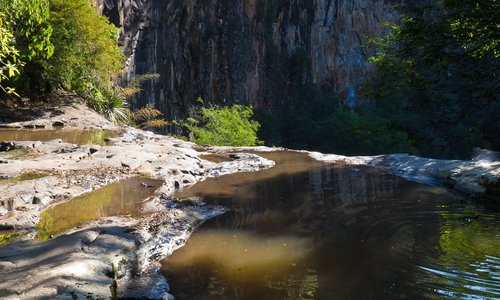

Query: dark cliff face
[[96, 0, 401, 119]]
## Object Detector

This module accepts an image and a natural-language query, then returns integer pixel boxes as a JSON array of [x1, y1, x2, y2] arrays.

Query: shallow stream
[[162, 152, 500, 299]]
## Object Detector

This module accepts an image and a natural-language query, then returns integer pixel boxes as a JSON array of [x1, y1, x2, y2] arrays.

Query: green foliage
[[0, 232, 24, 245], [46, 0, 126, 121], [178, 103, 263, 146], [75, 74, 129, 124], [130, 105, 169, 129], [0, 13, 20, 94], [445, 0, 500, 58], [48, 0, 123, 91], [0, 0, 126, 124], [366, 1, 500, 159], [272, 86, 418, 155], [0, 0, 54, 62], [0, 0, 53, 93], [82, 73, 162, 125]]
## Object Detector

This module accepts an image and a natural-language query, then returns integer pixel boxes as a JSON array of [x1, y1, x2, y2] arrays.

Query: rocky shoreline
[[309, 150, 500, 200], [0, 99, 275, 299], [0, 99, 498, 299]]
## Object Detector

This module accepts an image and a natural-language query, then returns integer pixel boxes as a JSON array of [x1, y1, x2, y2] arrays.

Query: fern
[[121, 73, 160, 97], [130, 104, 168, 128]]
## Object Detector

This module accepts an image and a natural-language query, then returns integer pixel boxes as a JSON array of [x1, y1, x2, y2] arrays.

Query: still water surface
[[37, 177, 163, 238], [162, 152, 500, 299], [0, 129, 115, 145]]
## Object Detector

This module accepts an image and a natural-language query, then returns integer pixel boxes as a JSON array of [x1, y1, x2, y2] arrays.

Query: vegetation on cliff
[[0, 0, 53, 94], [259, 0, 499, 159], [0, 0, 126, 121], [366, 0, 499, 159], [1, 0, 498, 153]]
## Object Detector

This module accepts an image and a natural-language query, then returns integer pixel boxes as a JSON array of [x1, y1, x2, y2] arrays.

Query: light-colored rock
[[0, 101, 275, 299], [310, 151, 500, 196]]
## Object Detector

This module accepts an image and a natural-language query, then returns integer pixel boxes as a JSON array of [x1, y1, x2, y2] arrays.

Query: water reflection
[[163, 152, 500, 299], [0, 129, 116, 145], [415, 205, 500, 299], [37, 177, 162, 239]]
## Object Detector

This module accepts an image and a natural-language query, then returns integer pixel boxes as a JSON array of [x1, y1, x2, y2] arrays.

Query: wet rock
[[206, 152, 275, 177], [0, 142, 15, 152], [53, 146, 78, 154], [311, 151, 500, 197], [32, 195, 51, 206], [52, 120, 65, 127], [0, 224, 14, 230], [472, 148, 500, 162]]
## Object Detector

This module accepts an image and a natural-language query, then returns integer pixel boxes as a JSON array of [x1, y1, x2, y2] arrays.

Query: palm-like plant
[[81, 73, 162, 125]]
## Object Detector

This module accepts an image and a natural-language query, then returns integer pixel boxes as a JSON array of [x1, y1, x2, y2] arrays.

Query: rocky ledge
[[310, 149, 500, 201], [0, 98, 498, 299], [0, 99, 274, 299]]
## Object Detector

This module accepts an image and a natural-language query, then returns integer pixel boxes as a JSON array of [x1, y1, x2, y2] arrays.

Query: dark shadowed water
[[161, 152, 500, 300]]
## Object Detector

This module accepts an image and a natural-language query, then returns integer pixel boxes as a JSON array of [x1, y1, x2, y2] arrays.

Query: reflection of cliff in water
[[164, 152, 463, 299], [176, 152, 437, 237]]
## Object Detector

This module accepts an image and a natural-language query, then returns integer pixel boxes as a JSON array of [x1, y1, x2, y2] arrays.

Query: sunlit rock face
[[95, 0, 401, 118]]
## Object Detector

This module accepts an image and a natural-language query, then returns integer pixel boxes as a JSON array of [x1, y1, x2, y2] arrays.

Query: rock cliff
[[94, 0, 402, 119]]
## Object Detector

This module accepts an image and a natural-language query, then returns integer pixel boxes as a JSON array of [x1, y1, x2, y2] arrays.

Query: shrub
[[178, 103, 263, 146], [47, 0, 123, 91], [0, 0, 53, 93], [0, 12, 20, 94]]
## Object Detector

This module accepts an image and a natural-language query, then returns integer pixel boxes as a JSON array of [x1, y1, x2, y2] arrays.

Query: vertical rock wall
[[95, 0, 401, 119]]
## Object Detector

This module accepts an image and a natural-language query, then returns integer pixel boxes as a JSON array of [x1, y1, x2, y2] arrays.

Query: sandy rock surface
[[0, 100, 275, 299]]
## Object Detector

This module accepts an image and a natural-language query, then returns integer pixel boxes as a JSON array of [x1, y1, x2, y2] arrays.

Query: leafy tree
[[0, 12, 21, 94], [47, 0, 123, 93], [444, 0, 500, 58], [367, 1, 500, 158], [0, 0, 53, 92], [179, 102, 263, 146], [43, 0, 127, 122]]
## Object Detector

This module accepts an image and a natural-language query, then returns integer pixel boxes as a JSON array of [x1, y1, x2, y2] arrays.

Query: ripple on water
[[416, 208, 500, 299], [162, 151, 500, 300]]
